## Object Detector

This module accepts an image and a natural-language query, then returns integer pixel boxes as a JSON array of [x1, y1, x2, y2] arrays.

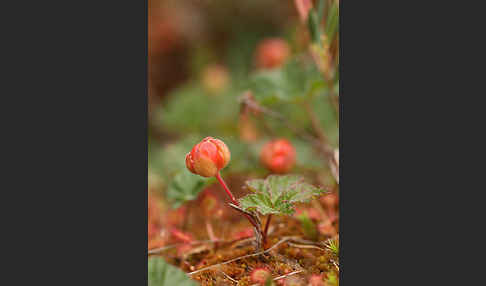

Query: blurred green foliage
[[298, 212, 318, 240], [148, 257, 197, 286], [166, 171, 213, 209], [149, 0, 339, 209]]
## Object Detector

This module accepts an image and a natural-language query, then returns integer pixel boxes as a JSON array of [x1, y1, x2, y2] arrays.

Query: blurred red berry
[[186, 137, 231, 177], [260, 139, 296, 173], [250, 268, 272, 285], [255, 38, 290, 69]]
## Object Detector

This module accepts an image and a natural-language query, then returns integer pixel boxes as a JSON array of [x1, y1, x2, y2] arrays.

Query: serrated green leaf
[[239, 175, 327, 216], [246, 179, 265, 193], [166, 171, 211, 209], [148, 257, 197, 286]]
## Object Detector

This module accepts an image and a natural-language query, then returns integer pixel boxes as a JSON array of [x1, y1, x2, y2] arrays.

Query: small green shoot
[[325, 237, 339, 256]]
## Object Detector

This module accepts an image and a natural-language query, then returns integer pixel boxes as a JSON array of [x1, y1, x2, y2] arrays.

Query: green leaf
[[239, 175, 327, 216], [166, 171, 211, 209], [148, 257, 197, 286]]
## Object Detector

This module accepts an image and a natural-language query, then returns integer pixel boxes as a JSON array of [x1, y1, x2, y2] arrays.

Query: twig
[[273, 270, 305, 282], [287, 242, 326, 252], [262, 214, 272, 245], [330, 259, 339, 271], [228, 203, 261, 233], [239, 93, 321, 146], [249, 270, 305, 286], [220, 270, 238, 284], [187, 236, 299, 276], [148, 239, 220, 255]]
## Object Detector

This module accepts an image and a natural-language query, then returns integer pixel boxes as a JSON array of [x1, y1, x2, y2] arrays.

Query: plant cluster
[[148, 0, 339, 285]]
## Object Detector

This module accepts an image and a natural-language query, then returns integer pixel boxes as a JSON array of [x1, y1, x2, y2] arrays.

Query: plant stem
[[215, 172, 261, 235], [262, 214, 272, 245], [215, 172, 238, 206]]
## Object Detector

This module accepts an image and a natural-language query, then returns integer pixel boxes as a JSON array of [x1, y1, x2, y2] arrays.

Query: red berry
[[260, 139, 296, 173], [250, 268, 272, 285], [186, 137, 231, 177], [255, 38, 290, 69]]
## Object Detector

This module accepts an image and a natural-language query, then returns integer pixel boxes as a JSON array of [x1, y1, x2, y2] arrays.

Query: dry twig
[[287, 242, 326, 252], [187, 236, 299, 276], [249, 270, 305, 286]]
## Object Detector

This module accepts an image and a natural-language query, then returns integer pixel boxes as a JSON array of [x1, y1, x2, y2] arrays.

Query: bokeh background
[[149, 0, 338, 181], [148, 0, 339, 253]]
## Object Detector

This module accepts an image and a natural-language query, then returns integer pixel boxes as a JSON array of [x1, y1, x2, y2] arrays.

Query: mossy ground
[[149, 175, 339, 286]]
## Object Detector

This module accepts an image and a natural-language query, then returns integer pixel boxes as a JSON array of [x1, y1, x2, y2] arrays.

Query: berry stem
[[215, 172, 261, 234], [262, 214, 272, 245], [215, 172, 239, 206]]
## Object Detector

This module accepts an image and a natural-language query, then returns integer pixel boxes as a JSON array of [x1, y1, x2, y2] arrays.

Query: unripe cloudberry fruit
[[255, 38, 290, 69], [185, 137, 231, 178], [260, 139, 296, 174]]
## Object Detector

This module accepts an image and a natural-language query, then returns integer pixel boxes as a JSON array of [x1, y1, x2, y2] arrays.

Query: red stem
[[215, 172, 239, 206], [215, 172, 259, 230], [263, 214, 272, 244]]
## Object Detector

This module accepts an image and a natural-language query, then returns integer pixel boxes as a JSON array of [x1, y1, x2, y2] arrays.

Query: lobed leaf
[[239, 175, 327, 216], [166, 171, 211, 209]]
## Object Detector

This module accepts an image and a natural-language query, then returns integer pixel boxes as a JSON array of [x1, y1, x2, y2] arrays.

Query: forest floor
[[148, 175, 339, 286]]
